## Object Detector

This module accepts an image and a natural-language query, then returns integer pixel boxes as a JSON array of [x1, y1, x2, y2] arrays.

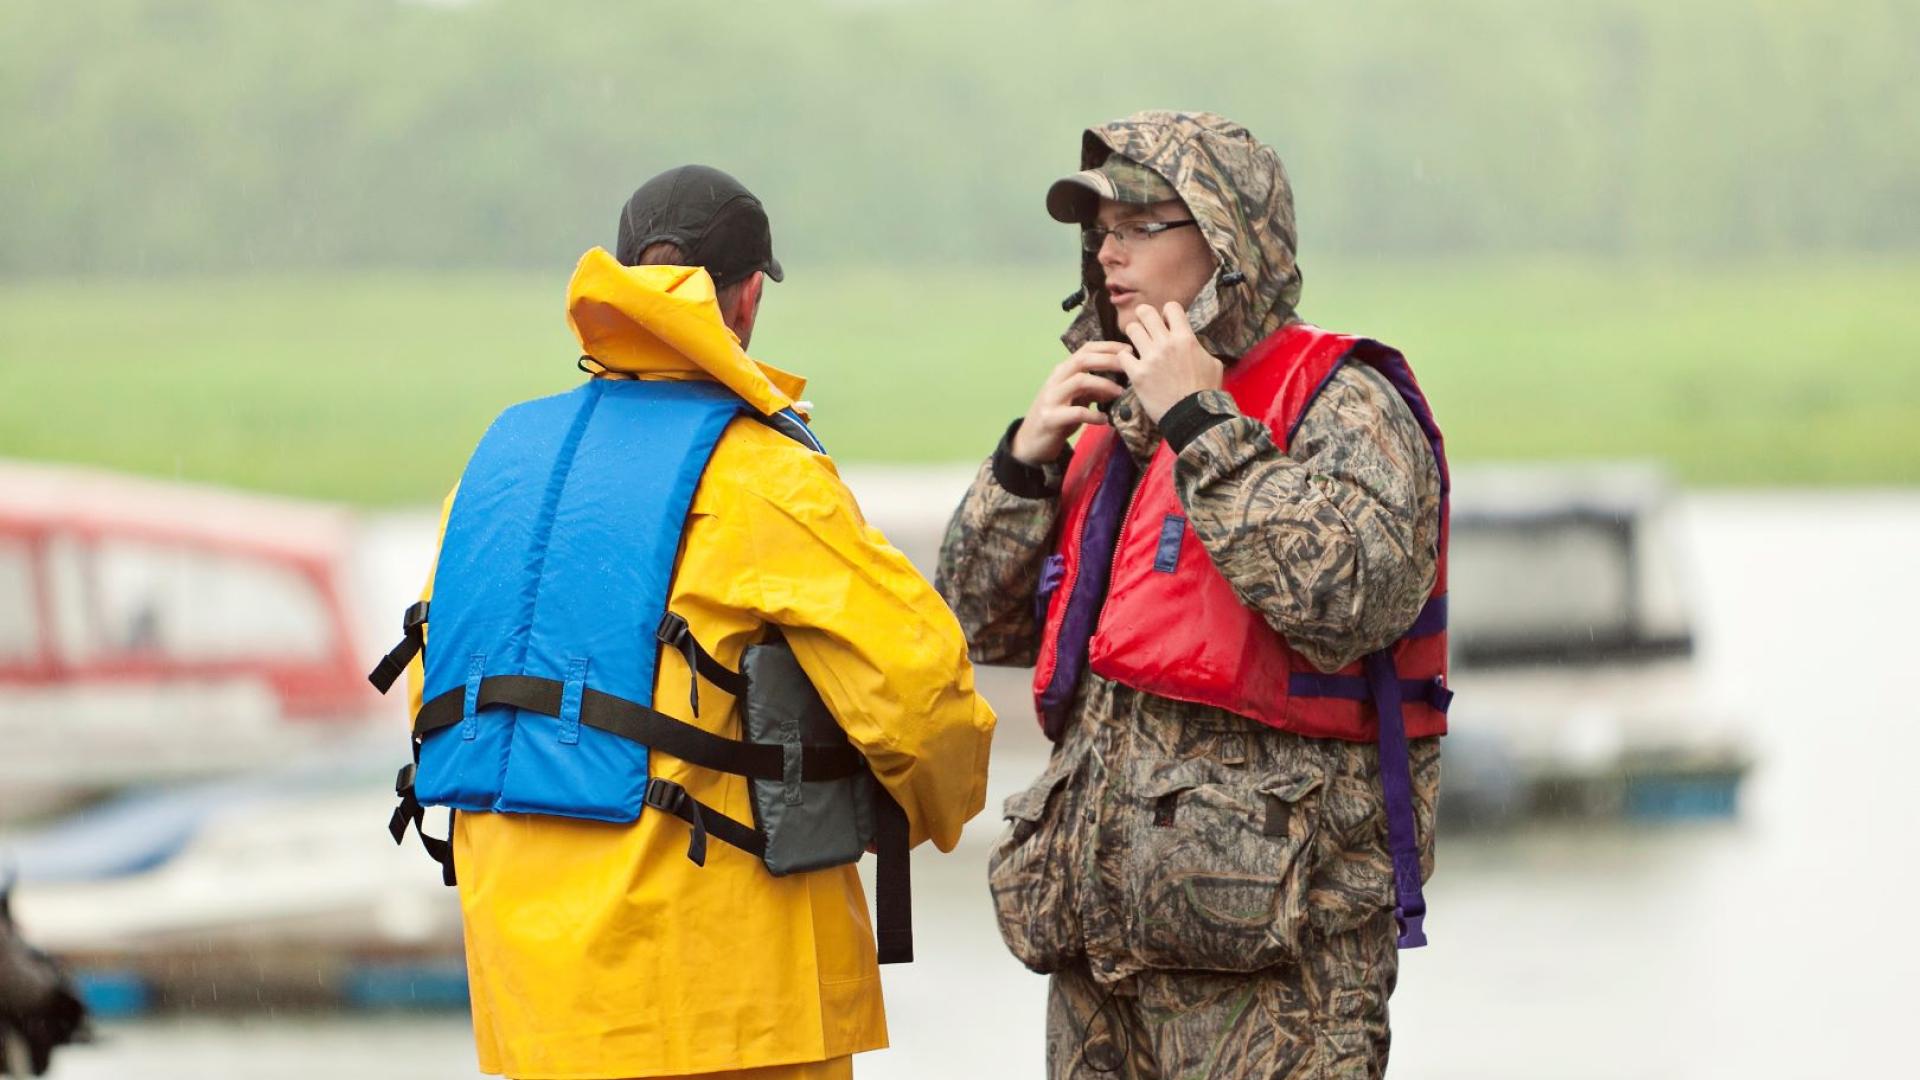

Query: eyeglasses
[[1081, 219, 1198, 254]]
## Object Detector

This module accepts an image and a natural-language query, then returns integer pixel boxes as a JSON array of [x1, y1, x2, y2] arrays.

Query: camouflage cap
[[1059, 111, 1303, 359], [1045, 154, 1179, 224]]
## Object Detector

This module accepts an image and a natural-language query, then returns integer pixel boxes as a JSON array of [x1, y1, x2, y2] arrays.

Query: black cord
[[1077, 980, 1132, 1074], [578, 355, 636, 380]]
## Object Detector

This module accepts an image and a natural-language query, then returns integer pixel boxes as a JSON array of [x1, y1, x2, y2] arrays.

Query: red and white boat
[[0, 459, 386, 821]]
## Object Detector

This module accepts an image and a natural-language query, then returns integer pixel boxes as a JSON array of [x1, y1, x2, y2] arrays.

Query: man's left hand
[[1120, 302, 1224, 423]]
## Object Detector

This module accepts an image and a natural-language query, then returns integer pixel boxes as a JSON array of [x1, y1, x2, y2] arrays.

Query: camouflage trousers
[[988, 676, 1438, 1079], [1045, 914, 1397, 1079]]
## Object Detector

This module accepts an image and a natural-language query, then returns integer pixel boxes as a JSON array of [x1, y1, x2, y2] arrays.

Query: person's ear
[[721, 271, 758, 324], [740, 270, 764, 317], [728, 270, 765, 346]]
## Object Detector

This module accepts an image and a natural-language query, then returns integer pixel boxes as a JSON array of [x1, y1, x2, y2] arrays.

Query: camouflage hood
[[1063, 111, 1303, 359]]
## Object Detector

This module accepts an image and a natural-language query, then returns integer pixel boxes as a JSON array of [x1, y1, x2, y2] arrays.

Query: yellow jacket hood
[[564, 246, 805, 416]]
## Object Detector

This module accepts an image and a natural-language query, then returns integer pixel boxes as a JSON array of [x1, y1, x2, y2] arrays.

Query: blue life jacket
[[367, 377, 912, 963], [421, 377, 760, 821]]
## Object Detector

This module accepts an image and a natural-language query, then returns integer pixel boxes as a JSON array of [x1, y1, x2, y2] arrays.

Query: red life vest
[[1031, 322, 1452, 744]]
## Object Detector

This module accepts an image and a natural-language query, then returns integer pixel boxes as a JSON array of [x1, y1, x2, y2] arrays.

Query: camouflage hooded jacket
[[934, 111, 1444, 984]]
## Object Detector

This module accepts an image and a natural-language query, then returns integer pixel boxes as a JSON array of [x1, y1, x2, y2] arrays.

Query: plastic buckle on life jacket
[[387, 763, 419, 844], [644, 778, 709, 867], [388, 762, 456, 886], [655, 611, 691, 649], [655, 612, 703, 716], [1396, 904, 1428, 949], [368, 602, 431, 694]]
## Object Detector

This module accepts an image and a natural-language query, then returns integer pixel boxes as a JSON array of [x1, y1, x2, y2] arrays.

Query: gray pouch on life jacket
[[741, 636, 877, 877]]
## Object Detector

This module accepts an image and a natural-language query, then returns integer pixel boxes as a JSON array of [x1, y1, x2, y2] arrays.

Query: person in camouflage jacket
[[934, 111, 1444, 1079]]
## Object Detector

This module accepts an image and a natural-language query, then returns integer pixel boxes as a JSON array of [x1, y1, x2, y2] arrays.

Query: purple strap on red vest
[[1406, 593, 1447, 639], [1035, 554, 1066, 621], [1285, 672, 1454, 714], [1035, 443, 1138, 741], [1289, 651, 1442, 948], [1364, 649, 1429, 948], [1326, 341, 1444, 949]]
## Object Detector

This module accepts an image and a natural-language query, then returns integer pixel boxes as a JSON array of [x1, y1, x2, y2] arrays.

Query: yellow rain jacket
[[406, 248, 996, 1079]]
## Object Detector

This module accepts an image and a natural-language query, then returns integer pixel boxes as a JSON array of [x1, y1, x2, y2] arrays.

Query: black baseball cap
[[615, 165, 784, 286]]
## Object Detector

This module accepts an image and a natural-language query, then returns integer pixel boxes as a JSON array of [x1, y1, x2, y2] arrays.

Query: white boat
[[1441, 463, 1750, 823]]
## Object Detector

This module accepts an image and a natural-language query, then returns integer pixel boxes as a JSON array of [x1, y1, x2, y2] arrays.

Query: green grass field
[[3, 259, 1916, 505]]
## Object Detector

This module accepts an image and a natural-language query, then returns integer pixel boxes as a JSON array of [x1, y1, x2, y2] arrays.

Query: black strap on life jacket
[[367, 601, 430, 694], [652, 617, 912, 964], [410, 674, 867, 784], [372, 606, 914, 964], [640, 776, 767, 867], [388, 762, 457, 886], [371, 601, 455, 883], [656, 611, 748, 716], [872, 787, 912, 964]]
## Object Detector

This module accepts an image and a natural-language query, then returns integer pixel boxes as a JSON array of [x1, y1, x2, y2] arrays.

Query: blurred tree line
[[2, 0, 1914, 276]]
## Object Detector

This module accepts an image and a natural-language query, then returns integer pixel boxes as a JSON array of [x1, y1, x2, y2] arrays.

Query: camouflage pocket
[[1309, 1021, 1382, 1079], [1115, 758, 1323, 973], [987, 760, 1087, 974]]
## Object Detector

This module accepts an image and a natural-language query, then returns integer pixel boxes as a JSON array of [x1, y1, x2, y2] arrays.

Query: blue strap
[[1152, 514, 1186, 573], [461, 655, 486, 741], [559, 657, 588, 746]]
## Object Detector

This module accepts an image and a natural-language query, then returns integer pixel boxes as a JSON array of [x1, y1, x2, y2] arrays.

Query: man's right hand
[[1009, 342, 1132, 465]]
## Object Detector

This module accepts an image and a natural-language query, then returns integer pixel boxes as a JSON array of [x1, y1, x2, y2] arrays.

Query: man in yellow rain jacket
[[395, 166, 996, 1080]]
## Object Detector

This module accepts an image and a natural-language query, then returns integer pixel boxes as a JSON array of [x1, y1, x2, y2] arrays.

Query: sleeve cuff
[[991, 418, 1064, 498], [1160, 390, 1237, 454]]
